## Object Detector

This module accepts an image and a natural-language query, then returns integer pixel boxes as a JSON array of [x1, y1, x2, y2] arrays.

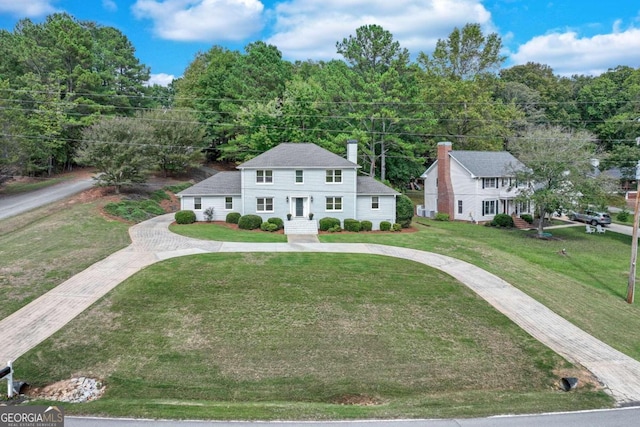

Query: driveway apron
[[1, 214, 639, 405]]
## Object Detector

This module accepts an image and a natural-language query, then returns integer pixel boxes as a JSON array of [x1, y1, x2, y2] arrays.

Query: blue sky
[[0, 0, 638, 86]]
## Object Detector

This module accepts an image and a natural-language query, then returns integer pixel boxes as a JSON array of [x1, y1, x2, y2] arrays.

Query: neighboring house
[[178, 141, 399, 230], [421, 141, 531, 222]]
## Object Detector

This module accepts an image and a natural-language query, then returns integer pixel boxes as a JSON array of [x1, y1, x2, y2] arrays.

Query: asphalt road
[[0, 178, 94, 220], [66, 407, 640, 427]]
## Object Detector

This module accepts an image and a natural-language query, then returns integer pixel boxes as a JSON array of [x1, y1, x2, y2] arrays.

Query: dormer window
[[256, 170, 273, 184]]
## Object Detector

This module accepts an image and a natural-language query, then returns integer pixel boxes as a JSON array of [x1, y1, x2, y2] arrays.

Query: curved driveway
[[1, 214, 640, 405]]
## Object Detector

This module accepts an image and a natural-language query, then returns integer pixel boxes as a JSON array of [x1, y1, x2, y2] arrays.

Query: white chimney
[[347, 139, 358, 164]]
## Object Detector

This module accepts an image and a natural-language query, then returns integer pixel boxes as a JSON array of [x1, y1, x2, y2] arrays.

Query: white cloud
[[132, 0, 265, 42], [0, 0, 57, 17], [147, 73, 176, 87], [267, 0, 492, 61], [511, 26, 640, 76], [103, 0, 118, 12]]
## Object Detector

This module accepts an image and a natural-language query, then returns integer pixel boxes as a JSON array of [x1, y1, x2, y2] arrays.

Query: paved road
[[65, 406, 640, 427], [0, 178, 94, 220], [2, 213, 640, 406]]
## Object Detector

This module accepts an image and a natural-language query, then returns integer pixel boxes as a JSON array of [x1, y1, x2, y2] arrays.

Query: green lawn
[[18, 253, 611, 420], [4, 203, 638, 419], [320, 219, 640, 362], [170, 222, 288, 242], [0, 199, 130, 319]]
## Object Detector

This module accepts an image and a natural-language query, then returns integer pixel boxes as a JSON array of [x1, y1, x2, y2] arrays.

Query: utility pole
[[628, 160, 640, 304]]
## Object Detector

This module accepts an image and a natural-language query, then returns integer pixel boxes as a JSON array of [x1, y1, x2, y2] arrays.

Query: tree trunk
[[537, 205, 545, 237]]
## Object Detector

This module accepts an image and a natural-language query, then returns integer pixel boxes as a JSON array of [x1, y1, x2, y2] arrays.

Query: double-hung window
[[194, 197, 202, 210], [257, 197, 274, 212], [482, 178, 497, 189], [483, 200, 496, 215], [295, 170, 304, 183], [326, 197, 343, 211], [458, 200, 463, 214], [225, 197, 233, 210], [371, 196, 379, 210], [326, 169, 342, 183], [256, 170, 273, 184]]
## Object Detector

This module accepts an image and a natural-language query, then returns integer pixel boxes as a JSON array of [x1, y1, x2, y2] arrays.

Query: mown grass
[[17, 253, 611, 419], [0, 199, 131, 318], [170, 222, 288, 242], [319, 219, 640, 361]]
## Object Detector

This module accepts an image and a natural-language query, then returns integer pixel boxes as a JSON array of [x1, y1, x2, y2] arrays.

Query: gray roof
[[357, 176, 400, 195], [450, 150, 525, 177], [177, 171, 241, 197], [238, 143, 358, 169]]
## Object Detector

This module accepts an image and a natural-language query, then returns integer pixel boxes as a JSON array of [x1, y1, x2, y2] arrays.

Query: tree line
[[1, 13, 639, 196]]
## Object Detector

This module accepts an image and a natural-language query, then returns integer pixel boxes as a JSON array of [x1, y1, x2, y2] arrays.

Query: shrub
[[360, 220, 372, 231], [164, 183, 193, 193], [392, 223, 402, 232], [617, 209, 631, 222], [226, 212, 241, 224], [238, 214, 262, 230], [140, 200, 165, 215], [319, 217, 341, 231], [260, 222, 279, 232], [267, 217, 284, 230], [328, 225, 342, 232], [343, 218, 361, 232], [204, 207, 215, 222], [492, 213, 514, 228], [150, 190, 170, 202], [175, 210, 196, 224], [380, 221, 391, 231], [434, 213, 449, 221], [396, 194, 414, 228], [520, 213, 533, 224]]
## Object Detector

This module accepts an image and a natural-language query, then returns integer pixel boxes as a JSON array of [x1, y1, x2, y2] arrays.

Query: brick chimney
[[437, 141, 455, 219]]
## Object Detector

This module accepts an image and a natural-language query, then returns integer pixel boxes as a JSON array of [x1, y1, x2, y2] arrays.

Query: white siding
[[241, 167, 359, 223], [180, 196, 241, 221], [356, 195, 396, 230]]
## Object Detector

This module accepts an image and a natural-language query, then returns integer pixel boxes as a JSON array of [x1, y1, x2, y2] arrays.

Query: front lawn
[[170, 222, 288, 243], [17, 253, 611, 420]]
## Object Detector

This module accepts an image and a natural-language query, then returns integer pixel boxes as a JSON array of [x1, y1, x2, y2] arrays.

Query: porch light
[[310, 196, 313, 202], [286, 196, 289, 202]]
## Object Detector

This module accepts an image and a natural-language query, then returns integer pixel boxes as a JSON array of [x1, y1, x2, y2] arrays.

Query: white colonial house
[[178, 141, 399, 231], [421, 141, 531, 222]]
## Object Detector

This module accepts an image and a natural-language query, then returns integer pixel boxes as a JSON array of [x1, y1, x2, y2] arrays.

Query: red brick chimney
[[437, 141, 455, 219]]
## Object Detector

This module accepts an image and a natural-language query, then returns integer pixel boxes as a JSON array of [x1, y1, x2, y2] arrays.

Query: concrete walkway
[[1, 214, 640, 405]]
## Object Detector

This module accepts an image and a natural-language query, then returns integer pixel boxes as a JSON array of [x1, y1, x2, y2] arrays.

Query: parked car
[[569, 209, 611, 226]]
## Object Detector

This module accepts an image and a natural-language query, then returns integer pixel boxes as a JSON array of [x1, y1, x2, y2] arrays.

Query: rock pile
[[28, 377, 105, 403]]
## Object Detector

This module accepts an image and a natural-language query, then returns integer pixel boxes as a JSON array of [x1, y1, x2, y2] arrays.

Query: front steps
[[284, 219, 318, 235], [512, 215, 532, 230]]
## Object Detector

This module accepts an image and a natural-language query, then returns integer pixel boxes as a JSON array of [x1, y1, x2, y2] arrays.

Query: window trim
[[256, 169, 273, 184], [225, 196, 233, 210], [194, 197, 202, 210], [482, 177, 497, 189], [295, 169, 304, 184], [371, 196, 380, 210], [326, 196, 343, 211], [483, 199, 497, 216], [458, 200, 463, 215], [256, 197, 274, 213], [325, 169, 343, 184]]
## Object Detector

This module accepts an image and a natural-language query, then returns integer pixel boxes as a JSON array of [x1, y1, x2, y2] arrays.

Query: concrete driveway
[[1, 214, 640, 405]]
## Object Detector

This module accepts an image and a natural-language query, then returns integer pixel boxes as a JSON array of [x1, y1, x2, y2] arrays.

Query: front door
[[295, 198, 304, 217]]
